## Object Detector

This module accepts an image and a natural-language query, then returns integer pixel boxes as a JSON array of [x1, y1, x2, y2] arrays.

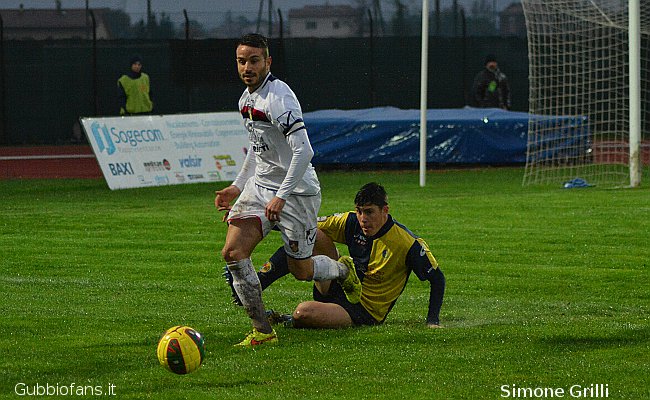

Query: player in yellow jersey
[[225, 182, 445, 328]]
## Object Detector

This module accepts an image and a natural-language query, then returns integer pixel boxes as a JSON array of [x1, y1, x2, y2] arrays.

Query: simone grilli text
[[501, 384, 609, 398]]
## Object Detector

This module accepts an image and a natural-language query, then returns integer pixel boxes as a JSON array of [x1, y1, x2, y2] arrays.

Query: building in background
[[0, 3, 112, 40], [499, 2, 526, 37], [288, 5, 363, 38]]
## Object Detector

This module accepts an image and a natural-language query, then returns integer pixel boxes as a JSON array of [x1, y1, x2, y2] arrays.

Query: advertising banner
[[81, 113, 247, 190]]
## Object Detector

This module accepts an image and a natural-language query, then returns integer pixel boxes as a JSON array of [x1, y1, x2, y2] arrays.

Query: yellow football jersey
[[318, 212, 439, 322]]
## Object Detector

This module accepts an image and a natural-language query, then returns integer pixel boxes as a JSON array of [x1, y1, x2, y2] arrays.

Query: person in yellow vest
[[118, 55, 153, 116]]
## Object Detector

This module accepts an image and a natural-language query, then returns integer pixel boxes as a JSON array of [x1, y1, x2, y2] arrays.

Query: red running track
[[0, 146, 102, 179], [1, 142, 647, 179]]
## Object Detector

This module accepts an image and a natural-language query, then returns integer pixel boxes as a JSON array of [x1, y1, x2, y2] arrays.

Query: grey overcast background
[[2, 0, 517, 29]]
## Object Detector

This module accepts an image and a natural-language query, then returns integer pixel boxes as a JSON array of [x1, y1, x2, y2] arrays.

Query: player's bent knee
[[221, 247, 236, 263], [292, 301, 353, 329], [292, 302, 317, 324], [221, 247, 247, 264]]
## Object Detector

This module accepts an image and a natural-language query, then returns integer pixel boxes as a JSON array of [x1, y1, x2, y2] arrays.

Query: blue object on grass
[[563, 178, 593, 188]]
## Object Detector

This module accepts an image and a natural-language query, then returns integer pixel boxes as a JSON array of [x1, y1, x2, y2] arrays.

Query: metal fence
[[0, 36, 528, 145]]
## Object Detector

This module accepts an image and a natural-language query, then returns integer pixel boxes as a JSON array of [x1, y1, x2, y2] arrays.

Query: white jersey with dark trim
[[235, 72, 320, 198]]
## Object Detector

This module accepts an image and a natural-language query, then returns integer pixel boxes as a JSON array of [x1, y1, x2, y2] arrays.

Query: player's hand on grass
[[265, 196, 286, 222]]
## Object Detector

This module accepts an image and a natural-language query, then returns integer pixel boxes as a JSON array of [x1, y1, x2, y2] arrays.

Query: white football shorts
[[228, 178, 321, 259]]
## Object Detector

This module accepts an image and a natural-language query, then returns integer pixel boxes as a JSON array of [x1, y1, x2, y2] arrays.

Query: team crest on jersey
[[289, 240, 299, 253], [354, 233, 367, 246]]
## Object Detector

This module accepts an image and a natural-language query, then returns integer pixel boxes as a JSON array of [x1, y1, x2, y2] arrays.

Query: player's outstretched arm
[[426, 268, 446, 328], [407, 238, 446, 328]]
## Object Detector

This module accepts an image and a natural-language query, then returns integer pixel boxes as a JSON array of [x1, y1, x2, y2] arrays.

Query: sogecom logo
[[91, 122, 116, 155], [90, 122, 165, 155]]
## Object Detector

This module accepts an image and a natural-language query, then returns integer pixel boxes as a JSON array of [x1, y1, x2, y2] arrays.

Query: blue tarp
[[304, 107, 531, 165]]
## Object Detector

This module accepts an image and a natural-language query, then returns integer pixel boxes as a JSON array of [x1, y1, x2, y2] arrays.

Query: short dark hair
[[354, 182, 388, 207], [484, 54, 497, 65], [129, 55, 143, 66], [238, 33, 270, 57]]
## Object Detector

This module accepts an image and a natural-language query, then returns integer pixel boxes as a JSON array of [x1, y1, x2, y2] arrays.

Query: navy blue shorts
[[312, 281, 380, 326]]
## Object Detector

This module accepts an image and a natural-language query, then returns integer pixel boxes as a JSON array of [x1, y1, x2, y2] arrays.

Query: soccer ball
[[156, 326, 205, 375]]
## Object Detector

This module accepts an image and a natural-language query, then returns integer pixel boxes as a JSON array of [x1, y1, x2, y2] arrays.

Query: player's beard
[[242, 67, 268, 91]]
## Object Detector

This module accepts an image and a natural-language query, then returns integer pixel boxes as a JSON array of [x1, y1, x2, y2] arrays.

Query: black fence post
[[183, 9, 192, 113], [461, 7, 468, 105], [368, 9, 376, 108], [256, 0, 263, 33], [268, 0, 273, 37], [453, 0, 459, 37], [277, 9, 286, 76], [90, 10, 98, 116], [435, 0, 441, 36], [0, 13, 6, 144], [277, 8, 284, 42]]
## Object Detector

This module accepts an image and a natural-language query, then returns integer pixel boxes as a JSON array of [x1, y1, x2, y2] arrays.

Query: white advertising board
[[81, 113, 247, 190]]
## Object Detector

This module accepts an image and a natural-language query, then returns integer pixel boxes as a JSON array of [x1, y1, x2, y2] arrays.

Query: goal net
[[522, 0, 650, 187]]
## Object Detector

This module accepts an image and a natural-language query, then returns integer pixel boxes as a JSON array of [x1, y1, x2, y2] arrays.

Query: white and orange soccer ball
[[156, 326, 205, 375]]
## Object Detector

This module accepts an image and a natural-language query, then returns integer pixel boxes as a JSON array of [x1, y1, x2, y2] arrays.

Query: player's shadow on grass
[[538, 327, 649, 350]]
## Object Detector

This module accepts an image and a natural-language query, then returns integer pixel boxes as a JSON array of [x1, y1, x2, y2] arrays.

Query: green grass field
[[1, 168, 648, 399]]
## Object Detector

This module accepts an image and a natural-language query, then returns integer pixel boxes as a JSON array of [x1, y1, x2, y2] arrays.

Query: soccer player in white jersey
[[215, 33, 361, 347]]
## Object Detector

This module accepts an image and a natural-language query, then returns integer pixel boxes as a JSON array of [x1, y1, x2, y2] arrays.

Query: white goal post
[[522, 0, 649, 187]]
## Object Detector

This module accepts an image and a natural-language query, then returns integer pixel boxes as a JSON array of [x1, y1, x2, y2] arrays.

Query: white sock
[[226, 258, 271, 332], [312, 255, 346, 281]]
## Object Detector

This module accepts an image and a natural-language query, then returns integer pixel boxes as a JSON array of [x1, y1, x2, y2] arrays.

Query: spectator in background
[[118, 55, 153, 116], [472, 54, 511, 110]]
